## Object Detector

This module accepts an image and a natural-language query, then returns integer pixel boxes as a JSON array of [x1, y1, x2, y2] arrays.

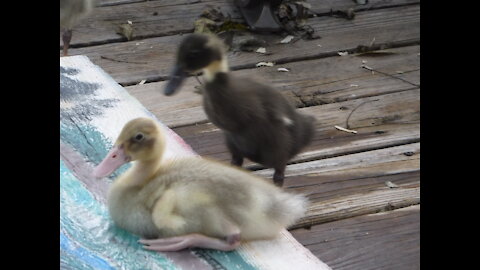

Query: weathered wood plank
[[292, 180, 419, 226], [171, 89, 420, 167], [97, 0, 143, 6], [96, 0, 420, 9], [126, 45, 420, 127], [266, 142, 420, 189], [66, 5, 420, 85], [311, 0, 420, 14], [275, 143, 420, 227], [291, 205, 420, 270], [67, 0, 419, 47], [97, 0, 201, 7], [62, 0, 238, 47]]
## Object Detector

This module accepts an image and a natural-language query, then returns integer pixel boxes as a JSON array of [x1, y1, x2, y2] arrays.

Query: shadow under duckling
[[163, 33, 316, 186], [60, 0, 95, 56], [93, 117, 308, 252]]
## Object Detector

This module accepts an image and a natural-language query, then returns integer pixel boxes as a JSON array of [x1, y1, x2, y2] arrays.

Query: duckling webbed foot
[[139, 233, 241, 252]]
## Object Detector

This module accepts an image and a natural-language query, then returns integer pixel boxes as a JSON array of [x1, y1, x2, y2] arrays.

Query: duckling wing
[[152, 158, 307, 240], [204, 74, 273, 131]]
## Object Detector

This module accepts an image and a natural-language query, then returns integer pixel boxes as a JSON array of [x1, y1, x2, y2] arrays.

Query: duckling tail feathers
[[273, 192, 309, 228], [289, 113, 316, 157]]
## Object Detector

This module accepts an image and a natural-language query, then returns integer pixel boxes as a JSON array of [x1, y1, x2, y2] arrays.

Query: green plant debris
[[116, 23, 134, 40]]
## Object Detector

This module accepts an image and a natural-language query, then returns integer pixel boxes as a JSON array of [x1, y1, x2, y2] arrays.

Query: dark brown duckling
[[163, 33, 315, 186]]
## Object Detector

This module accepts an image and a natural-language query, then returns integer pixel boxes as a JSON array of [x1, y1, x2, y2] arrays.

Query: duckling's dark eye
[[134, 133, 144, 142]]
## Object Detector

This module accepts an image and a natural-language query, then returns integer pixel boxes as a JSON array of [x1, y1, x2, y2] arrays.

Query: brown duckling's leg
[[62, 29, 72, 56], [225, 135, 244, 167], [231, 154, 244, 167], [273, 166, 285, 187], [139, 233, 241, 252]]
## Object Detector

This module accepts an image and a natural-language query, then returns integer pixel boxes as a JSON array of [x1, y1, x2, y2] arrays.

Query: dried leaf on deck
[[334, 125, 358, 134], [256, 47, 267, 54], [295, 1, 312, 9], [217, 20, 248, 32], [338, 51, 349, 56], [195, 7, 248, 37], [329, 8, 355, 20], [277, 68, 290, 72], [116, 23, 134, 40], [194, 17, 216, 34], [256, 62, 275, 67], [385, 181, 399, 188], [276, 1, 320, 40], [361, 64, 373, 71], [200, 6, 226, 22], [280, 35, 295, 44]]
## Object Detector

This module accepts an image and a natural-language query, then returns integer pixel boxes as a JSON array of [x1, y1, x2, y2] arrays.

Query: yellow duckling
[[93, 117, 308, 252]]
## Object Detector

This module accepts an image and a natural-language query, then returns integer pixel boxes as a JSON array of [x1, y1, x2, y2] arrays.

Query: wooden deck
[[62, 0, 420, 269]]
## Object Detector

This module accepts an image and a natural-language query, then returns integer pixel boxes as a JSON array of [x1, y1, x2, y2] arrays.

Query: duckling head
[[93, 117, 166, 178], [164, 33, 228, 96]]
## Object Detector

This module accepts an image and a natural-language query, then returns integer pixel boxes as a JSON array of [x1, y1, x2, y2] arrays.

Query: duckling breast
[[107, 184, 161, 238]]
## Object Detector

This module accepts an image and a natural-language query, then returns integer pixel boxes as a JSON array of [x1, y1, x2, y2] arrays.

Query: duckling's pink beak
[[93, 145, 131, 178]]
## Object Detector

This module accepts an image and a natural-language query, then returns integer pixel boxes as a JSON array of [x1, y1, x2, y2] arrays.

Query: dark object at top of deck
[[234, 0, 283, 32]]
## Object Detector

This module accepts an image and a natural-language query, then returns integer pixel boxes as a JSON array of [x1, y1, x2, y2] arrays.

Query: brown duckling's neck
[[203, 57, 229, 82]]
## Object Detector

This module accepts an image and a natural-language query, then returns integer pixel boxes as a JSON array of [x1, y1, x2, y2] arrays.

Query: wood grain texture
[[97, 0, 202, 7], [63, 0, 238, 47], [310, 0, 420, 14], [125, 45, 420, 128], [267, 142, 420, 191], [274, 143, 420, 228], [65, 5, 420, 85], [291, 205, 420, 270], [69, 0, 419, 47]]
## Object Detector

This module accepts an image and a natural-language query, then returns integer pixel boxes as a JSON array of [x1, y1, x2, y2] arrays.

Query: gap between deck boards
[[290, 205, 420, 269], [125, 45, 420, 129], [280, 142, 420, 229], [248, 137, 420, 172]]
